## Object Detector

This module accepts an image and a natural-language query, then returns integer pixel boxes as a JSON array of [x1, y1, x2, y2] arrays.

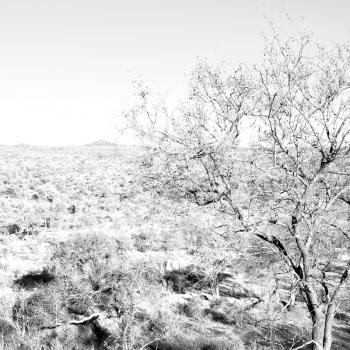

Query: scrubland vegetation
[[0, 146, 255, 350], [1, 31, 350, 350]]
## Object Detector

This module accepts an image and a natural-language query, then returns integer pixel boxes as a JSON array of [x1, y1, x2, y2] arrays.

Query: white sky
[[0, 0, 350, 145]]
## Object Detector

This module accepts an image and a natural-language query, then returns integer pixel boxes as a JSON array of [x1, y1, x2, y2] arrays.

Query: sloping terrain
[[0, 145, 349, 350]]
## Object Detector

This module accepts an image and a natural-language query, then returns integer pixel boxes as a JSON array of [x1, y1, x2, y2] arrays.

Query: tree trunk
[[215, 283, 220, 299], [323, 303, 336, 350], [303, 284, 324, 350], [311, 314, 324, 350], [211, 277, 220, 299], [298, 283, 338, 350]]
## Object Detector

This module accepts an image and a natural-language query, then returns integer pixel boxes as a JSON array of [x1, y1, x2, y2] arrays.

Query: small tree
[[253, 32, 350, 350], [123, 33, 350, 350]]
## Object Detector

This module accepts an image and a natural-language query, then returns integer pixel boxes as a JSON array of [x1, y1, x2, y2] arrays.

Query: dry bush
[[175, 301, 204, 320], [12, 289, 63, 330], [8, 233, 167, 349]]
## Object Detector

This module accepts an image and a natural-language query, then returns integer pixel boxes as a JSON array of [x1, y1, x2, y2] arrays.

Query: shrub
[[12, 288, 63, 330], [43, 234, 166, 349], [176, 301, 204, 319]]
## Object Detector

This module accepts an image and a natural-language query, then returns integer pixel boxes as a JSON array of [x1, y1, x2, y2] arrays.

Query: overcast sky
[[1, 0, 350, 145]]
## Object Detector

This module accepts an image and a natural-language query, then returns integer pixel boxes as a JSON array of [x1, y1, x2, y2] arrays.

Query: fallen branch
[[40, 313, 100, 330], [293, 340, 322, 350]]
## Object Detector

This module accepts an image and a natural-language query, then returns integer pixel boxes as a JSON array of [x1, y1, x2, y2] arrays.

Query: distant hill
[[15, 143, 30, 147], [85, 140, 117, 147]]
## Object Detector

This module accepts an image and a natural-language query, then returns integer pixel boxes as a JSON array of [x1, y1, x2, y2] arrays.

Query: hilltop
[[85, 139, 117, 147]]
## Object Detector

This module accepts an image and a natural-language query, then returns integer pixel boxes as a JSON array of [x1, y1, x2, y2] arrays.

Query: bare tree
[[123, 62, 255, 210], [253, 32, 350, 350], [123, 33, 350, 350]]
